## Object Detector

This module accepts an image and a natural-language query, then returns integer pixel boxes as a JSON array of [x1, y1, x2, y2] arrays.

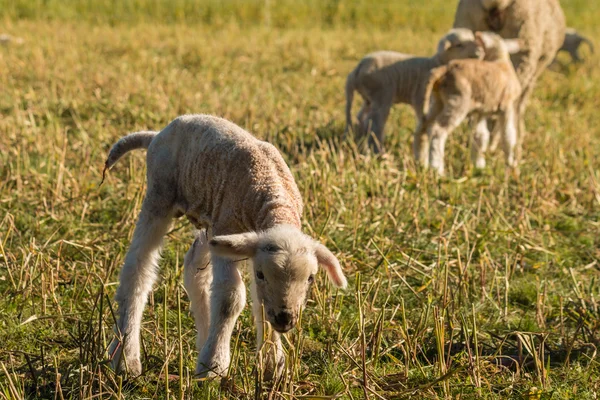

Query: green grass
[[1, 1, 599, 398]]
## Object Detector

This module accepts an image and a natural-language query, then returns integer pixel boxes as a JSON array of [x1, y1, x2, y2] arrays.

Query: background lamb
[[104, 114, 347, 379], [453, 0, 566, 154], [422, 32, 522, 175], [344, 28, 483, 155]]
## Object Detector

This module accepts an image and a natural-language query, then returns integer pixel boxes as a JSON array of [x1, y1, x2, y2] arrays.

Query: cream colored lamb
[[557, 28, 594, 64], [454, 0, 566, 153], [103, 114, 347, 379], [421, 32, 521, 175], [344, 28, 484, 154]]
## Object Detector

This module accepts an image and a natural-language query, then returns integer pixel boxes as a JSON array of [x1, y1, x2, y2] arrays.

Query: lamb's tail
[[423, 66, 447, 117], [344, 70, 356, 134], [101, 131, 158, 185]]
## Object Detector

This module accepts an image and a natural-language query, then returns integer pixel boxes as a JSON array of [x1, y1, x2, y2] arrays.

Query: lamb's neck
[[257, 202, 302, 231]]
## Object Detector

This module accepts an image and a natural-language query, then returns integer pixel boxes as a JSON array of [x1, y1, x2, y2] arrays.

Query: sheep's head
[[481, 0, 512, 31], [210, 225, 347, 333], [437, 28, 484, 64], [475, 31, 521, 61]]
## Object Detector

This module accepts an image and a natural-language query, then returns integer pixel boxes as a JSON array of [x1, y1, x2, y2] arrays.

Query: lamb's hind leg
[[501, 107, 518, 168], [196, 256, 246, 378], [183, 231, 212, 364], [109, 200, 174, 376], [356, 101, 371, 138]]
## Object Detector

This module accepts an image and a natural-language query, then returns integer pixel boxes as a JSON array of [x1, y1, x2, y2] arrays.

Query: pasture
[[1, 0, 599, 398]]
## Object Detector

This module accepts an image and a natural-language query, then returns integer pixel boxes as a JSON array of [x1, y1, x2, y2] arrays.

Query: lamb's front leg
[[251, 279, 284, 381], [195, 256, 246, 378]]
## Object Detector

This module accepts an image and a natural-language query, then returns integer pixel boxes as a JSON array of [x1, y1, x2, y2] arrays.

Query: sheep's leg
[[251, 279, 284, 381], [470, 117, 490, 169], [501, 107, 518, 168], [414, 99, 442, 167], [428, 104, 469, 176], [413, 118, 429, 167], [109, 201, 174, 376], [357, 102, 371, 137], [367, 101, 392, 154], [571, 47, 582, 63], [196, 256, 246, 378], [488, 118, 502, 152], [183, 231, 213, 361]]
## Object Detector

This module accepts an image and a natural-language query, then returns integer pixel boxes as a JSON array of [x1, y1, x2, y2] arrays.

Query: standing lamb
[[453, 0, 566, 154], [557, 28, 594, 64], [422, 32, 522, 175], [344, 28, 484, 154], [104, 115, 348, 379]]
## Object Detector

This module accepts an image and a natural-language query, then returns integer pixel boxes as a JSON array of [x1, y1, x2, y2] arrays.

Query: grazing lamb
[[344, 28, 484, 154], [557, 28, 594, 64], [453, 0, 566, 154], [421, 32, 521, 175], [104, 115, 347, 379]]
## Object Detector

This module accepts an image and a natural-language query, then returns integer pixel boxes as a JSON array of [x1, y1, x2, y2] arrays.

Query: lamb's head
[[475, 31, 521, 62], [210, 225, 347, 333], [480, 0, 513, 31], [436, 28, 484, 64]]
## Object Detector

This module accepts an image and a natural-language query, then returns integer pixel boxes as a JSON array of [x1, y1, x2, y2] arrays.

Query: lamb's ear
[[209, 232, 259, 259], [314, 243, 348, 289], [503, 38, 521, 54], [437, 38, 452, 54]]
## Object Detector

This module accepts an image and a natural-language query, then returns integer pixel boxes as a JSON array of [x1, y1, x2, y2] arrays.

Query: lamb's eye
[[256, 271, 265, 281], [308, 275, 315, 284], [262, 244, 280, 253]]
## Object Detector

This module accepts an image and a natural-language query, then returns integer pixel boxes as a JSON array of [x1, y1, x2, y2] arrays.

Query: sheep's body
[[557, 28, 594, 63], [422, 32, 521, 175], [345, 28, 483, 154], [105, 114, 347, 379], [454, 0, 566, 152]]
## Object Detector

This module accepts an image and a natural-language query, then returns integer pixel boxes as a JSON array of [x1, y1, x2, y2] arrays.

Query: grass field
[[1, 1, 599, 398]]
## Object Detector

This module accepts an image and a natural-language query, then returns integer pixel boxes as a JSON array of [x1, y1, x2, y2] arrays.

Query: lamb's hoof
[[262, 356, 285, 382], [195, 362, 228, 380], [108, 339, 142, 377]]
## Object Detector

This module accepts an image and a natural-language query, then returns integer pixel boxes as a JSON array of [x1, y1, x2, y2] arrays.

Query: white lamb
[[421, 32, 522, 175], [103, 114, 348, 379], [344, 28, 484, 154]]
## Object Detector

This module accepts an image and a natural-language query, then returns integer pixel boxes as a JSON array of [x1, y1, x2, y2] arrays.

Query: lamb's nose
[[274, 311, 293, 328]]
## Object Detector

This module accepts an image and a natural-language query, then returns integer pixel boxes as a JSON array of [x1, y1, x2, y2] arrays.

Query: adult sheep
[[453, 0, 566, 153]]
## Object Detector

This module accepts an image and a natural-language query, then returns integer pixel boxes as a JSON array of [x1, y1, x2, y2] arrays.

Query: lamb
[[453, 0, 566, 154], [344, 28, 484, 154], [103, 114, 348, 379], [557, 28, 594, 64], [421, 32, 522, 175]]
